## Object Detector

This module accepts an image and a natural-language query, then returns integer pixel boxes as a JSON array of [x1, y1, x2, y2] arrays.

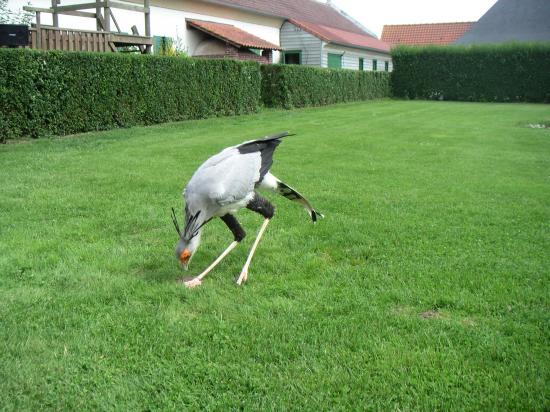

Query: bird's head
[[175, 232, 201, 270], [172, 207, 202, 270]]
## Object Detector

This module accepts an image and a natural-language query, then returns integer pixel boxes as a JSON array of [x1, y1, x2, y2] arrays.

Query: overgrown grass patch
[[1, 101, 549, 410]]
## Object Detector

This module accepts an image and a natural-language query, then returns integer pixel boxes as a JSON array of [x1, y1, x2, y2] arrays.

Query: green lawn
[[1, 100, 549, 410]]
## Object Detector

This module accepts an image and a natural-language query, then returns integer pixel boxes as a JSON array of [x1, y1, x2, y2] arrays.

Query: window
[[328, 53, 342, 69], [385, 61, 389, 72], [359, 58, 364, 71], [284, 51, 301, 64], [372, 59, 377, 71]]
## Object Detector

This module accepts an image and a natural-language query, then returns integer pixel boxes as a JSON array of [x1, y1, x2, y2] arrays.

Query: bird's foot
[[236, 269, 248, 286], [178, 277, 203, 288]]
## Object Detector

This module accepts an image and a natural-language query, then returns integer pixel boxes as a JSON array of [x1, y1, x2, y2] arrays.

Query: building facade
[[8, 0, 392, 69]]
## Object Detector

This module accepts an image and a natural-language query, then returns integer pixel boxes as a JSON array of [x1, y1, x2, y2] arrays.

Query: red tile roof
[[186, 19, 281, 50], [381, 22, 475, 46], [204, 0, 366, 34], [291, 19, 390, 53]]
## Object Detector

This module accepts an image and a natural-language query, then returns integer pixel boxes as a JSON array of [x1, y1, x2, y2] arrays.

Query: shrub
[[391, 43, 550, 103], [261, 64, 391, 109], [0, 49, 261, 141]]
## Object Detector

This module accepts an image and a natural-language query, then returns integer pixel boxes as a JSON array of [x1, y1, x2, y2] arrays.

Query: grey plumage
[[182, 139, 262, 238]]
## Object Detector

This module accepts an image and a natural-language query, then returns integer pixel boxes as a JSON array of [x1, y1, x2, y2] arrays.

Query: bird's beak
[[179, 249, 191, 271]]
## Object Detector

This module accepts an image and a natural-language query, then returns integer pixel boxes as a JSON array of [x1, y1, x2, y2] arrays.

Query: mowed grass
[[1, 100, 549, 410]]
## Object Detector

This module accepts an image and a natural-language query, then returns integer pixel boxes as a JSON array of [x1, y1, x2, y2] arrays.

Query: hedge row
[[391, 43, 550, 103], [0, 49, 261, 141], [261, 64, 391, 108]]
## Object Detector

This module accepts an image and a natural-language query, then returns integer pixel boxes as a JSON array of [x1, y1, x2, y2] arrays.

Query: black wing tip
[[238, 132, 295, 153], [263, 131, 296, 141]]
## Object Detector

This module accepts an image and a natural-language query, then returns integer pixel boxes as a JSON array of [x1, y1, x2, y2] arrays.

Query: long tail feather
[[276, 181, 324, 223]]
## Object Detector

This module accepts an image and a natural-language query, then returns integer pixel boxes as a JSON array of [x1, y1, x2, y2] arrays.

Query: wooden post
[[110, 9, 121, 32], [144, 0, 151, 53], [96, 0, 101, 30], [51, 0, 59, 27], [103, 0, 110, 32], [35, 11, 41, 49]]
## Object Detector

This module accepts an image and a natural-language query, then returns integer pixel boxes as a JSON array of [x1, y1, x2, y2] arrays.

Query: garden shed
[[186, 18, 280, 64]]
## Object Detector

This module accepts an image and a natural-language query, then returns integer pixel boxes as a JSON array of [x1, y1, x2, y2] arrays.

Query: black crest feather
[[171, 207, 182, 237]]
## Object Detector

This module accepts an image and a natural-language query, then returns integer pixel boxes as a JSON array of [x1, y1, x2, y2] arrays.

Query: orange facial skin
[[179, 249, 191, 265]]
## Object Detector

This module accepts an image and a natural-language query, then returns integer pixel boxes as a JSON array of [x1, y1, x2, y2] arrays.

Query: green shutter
[[153, 36, 174, 55], [372, 59, 377, 71], [328, 53, 342, 69], [359, 58, 364, 71], [385, 61, 389, 71], [153, 36, 162, 54]]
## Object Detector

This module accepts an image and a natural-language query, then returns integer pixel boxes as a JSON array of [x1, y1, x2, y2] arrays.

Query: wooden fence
[[28, 26, 153, 53], [30, 26, 113, 52]]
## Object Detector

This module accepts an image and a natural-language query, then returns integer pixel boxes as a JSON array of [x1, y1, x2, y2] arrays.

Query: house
[[456, 0, 550, 45], [381, 22, 474, 47], [176, 0, 392, 70], [281, 18, 390, 70], [9, 0, 392, 70]]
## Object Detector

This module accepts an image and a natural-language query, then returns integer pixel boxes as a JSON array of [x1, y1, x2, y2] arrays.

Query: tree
[[0, 0, 34, 25]]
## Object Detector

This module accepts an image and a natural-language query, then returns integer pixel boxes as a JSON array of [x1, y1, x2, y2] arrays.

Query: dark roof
[[203, 0, 366, 34], [186, 19, 282, 50], [291, 19, 390, 53], [381, 22, 474, 46], [456, 0, 550, 44]]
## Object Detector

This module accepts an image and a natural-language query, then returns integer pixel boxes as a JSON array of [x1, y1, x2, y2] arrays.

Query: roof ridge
[[187, 18, 235, 27], [289, 18, 390, 53], [325, 2, 377, 37], [384, 21, 476, 27]]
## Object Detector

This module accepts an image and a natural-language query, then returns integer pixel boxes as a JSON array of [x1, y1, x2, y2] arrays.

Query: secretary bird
[[172, 132, 322, 288]]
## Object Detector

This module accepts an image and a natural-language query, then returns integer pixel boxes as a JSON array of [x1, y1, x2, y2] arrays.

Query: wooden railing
[[29, 26, 114, 52], [28, 26, 153, 53]]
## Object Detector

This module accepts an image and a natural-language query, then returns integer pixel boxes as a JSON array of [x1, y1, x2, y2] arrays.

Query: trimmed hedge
[[391, 43, 550, 103], [261, 64, 391, 108], [0, 49, 261, 141]]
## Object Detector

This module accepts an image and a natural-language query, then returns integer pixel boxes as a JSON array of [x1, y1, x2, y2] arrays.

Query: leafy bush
[[261, 64, 391, 108], [0, 49, 261, 141], [391, 43, 550, 103]]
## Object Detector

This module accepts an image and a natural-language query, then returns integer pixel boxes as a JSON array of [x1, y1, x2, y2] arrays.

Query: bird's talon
[[178, 277, 202, 288], [236, 270, 248, 285]]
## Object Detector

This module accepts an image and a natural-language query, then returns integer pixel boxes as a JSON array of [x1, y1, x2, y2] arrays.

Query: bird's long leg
[[236, 193, 275, 285], [182, 241, 239, 288], [182, 214, 245, 288], [236, 218, 270, 285]]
